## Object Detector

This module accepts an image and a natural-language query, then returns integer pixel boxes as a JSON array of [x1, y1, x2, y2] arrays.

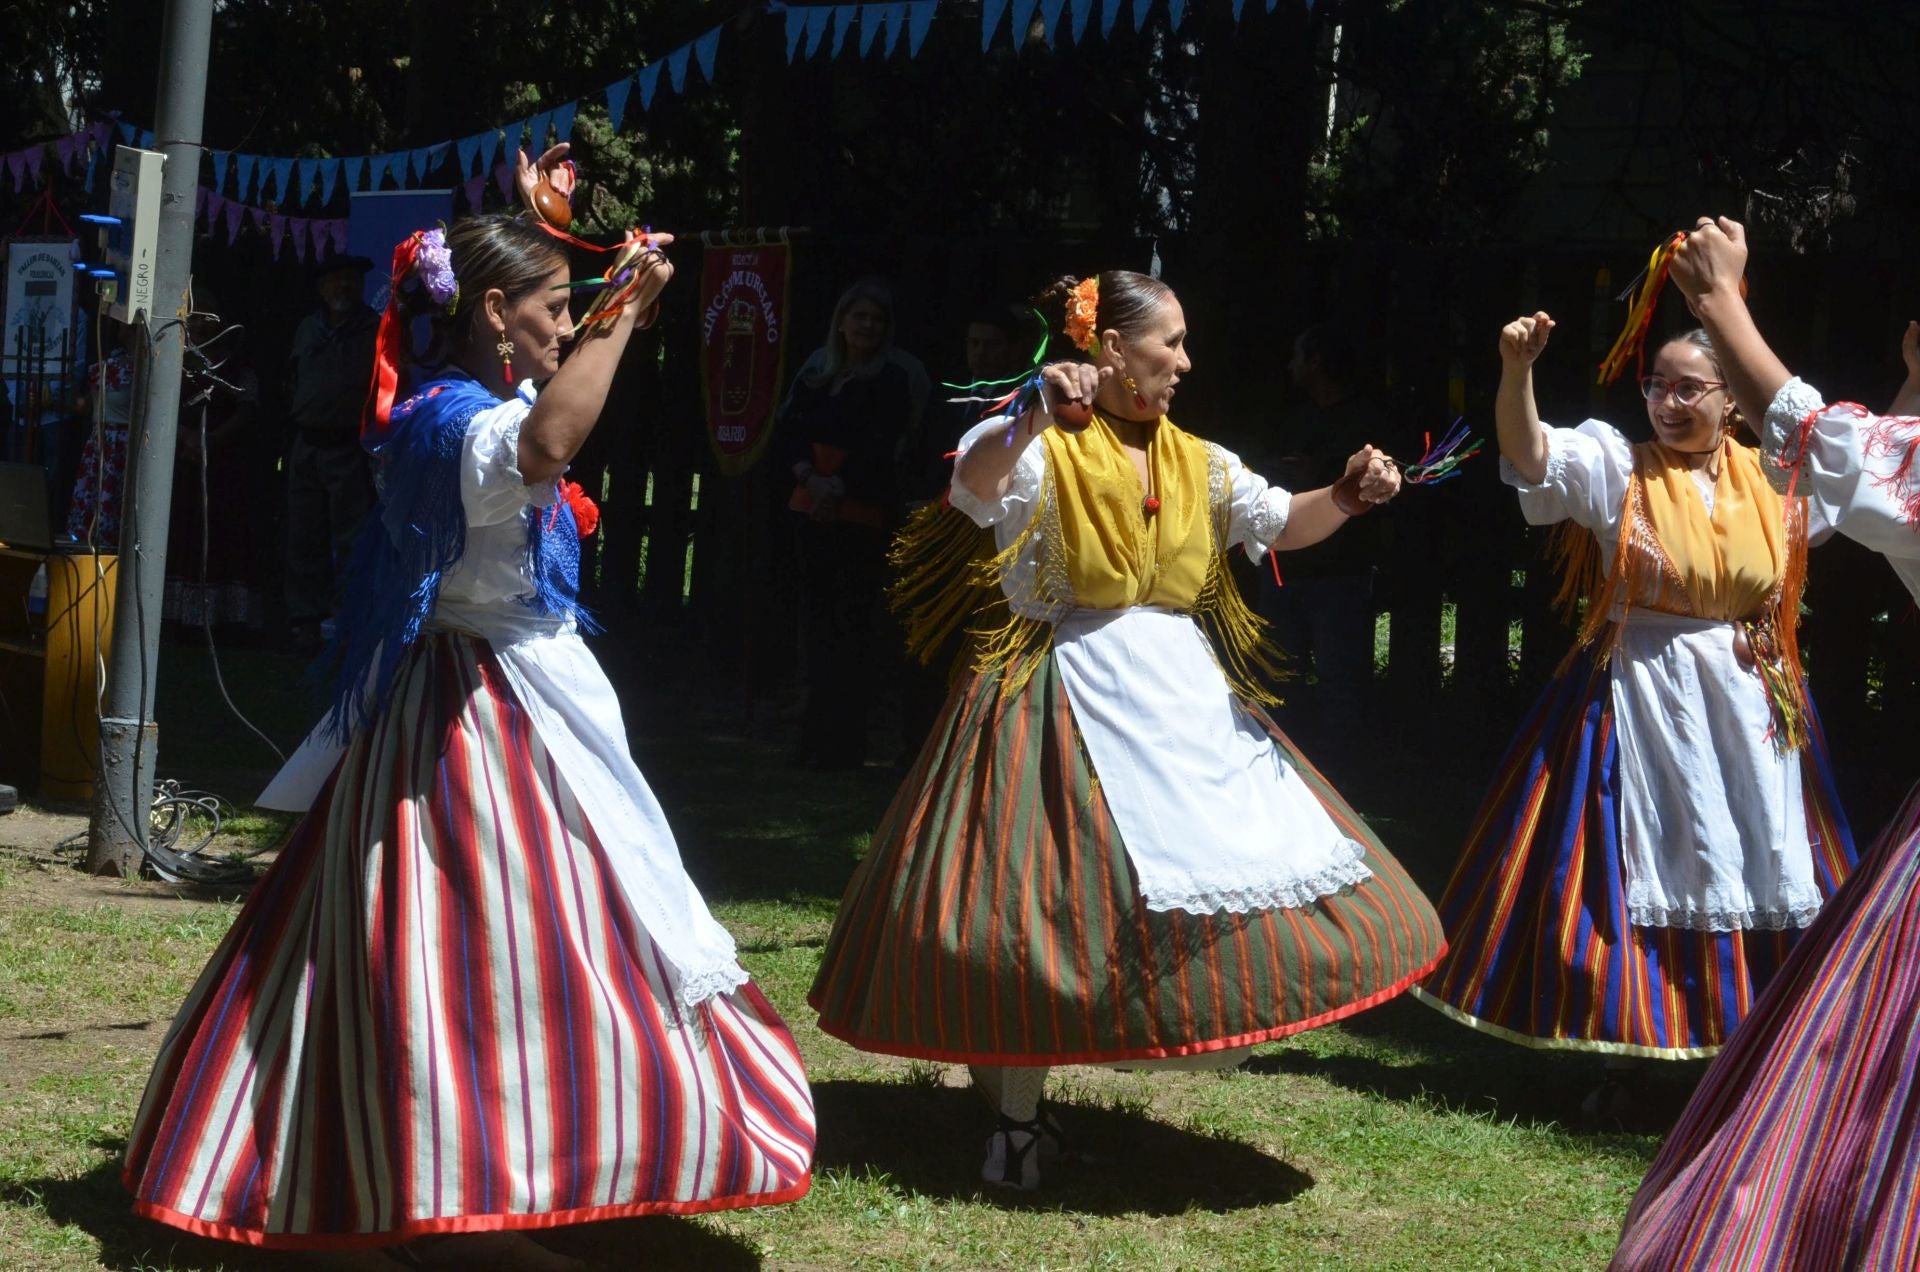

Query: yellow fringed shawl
[[1551, 437, 1811, 747], [892, 413, 1283, 704]]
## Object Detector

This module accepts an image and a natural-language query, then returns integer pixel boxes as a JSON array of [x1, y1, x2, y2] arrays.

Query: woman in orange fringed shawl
[[1409, 311, 1859, 1117]]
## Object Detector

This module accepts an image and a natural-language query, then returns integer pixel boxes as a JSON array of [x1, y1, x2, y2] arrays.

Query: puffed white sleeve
[[1764, 377, 1920, 576], [1500, 419, 1633, 537], [1213, 445, 1292, 564], [945, 415, 1046, 531], [461, 384, 560, 528]]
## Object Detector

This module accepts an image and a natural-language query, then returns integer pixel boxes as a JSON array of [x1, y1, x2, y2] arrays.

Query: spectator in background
[[908, 303, 1036, 507], [282, 253, 378, 652], [779, 278, 930, 769], [1255, 323, 1389, 768], [897, 302, 1036, 761], [164, 291, 264, 633]]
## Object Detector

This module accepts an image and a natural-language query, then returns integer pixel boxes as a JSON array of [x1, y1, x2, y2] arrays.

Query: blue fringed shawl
[[319, 374, 593, 740]]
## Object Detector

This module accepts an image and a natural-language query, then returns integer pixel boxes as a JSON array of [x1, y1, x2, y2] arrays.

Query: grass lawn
[[0, 640, 1682, 1270]]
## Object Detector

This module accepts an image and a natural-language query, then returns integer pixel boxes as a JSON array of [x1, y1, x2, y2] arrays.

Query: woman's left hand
[[1344, 444, 1401, 504]]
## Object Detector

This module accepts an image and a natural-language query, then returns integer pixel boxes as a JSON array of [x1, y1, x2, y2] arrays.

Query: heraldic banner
[[698, 242, 791, 474]]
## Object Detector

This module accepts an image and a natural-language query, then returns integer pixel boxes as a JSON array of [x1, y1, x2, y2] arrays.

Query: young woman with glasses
[[1408, 312, 1859, 1119]]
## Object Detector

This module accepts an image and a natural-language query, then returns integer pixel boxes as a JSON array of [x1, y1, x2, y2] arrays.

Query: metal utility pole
[[87, 0, 214, 876]]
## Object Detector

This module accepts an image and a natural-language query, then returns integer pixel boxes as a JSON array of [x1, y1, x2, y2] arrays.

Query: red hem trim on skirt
[[806, 948, 1444, 1067], [124, 1177, 813, 1251]]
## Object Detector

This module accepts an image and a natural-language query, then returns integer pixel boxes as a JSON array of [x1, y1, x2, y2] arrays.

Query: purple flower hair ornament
[[416, 226, 458, 312]]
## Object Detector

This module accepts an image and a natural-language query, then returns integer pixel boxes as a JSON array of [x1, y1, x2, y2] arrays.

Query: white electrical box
[[101, 146, 166, 323]]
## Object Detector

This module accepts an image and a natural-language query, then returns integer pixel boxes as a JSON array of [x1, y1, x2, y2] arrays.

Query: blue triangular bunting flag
[[553, 101, 577, 142], [140, 129, 155, 149], [638, 62, 663, 110], [832, 5, 857, 56], [859, 4, 885, 55], [694, 27, 721, 80], [1039, 0, 1067, 41], [345, 155, 366, 192], [319, 157, 341, 203], [1167, 0, 1184, 25], [667, 44, 692, 93], [1100, 0, 1123, 35], [606, 76, 634, 130], [803, 5, 833, 57], [882, 2, 908, 55], [1068, 0, 1094, 40], [785, 6, 808, 60], [236, 153, 257, 200], [908, 0, 936, 54], [457, 135, 480, 176], [407, 148, 428, 182], [982, 0, 1009, 48], [298, 158, 317, 204], [527, 111, 552, 152], [1132, 0, 1151, 30], [1011, 0, 1040, 46], [211, 150, 229, 192], [479, 128, 503, 175], [271, 157, 294, 200]]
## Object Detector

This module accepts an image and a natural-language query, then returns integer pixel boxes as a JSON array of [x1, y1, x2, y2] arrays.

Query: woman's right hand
[[1038, 360, 1106, 426], [1499, 312, 1554, 368]]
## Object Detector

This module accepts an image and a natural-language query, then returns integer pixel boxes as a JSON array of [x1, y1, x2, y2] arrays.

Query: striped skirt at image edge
[[1611, 782, 1920, 1271], [1410, 649, 1859, 1059], [807, 651, 1447, 1066], [121, 632, 815, 1250]]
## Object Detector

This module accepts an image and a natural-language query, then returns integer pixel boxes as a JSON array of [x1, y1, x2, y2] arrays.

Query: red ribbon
[[363, 230, 426, 441]]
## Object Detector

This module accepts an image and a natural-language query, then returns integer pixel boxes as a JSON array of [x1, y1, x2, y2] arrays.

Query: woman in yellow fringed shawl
[[1410, 312, 1859, 1120], [807, 270, 1448, 1191]]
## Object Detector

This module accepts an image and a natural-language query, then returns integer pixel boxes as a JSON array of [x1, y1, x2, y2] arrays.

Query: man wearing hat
[[283, 253, 378, 651]]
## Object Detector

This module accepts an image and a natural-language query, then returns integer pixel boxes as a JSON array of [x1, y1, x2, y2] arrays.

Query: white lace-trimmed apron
[[1608, 609, 1821, 931], [1048, 604, 1371, 915]]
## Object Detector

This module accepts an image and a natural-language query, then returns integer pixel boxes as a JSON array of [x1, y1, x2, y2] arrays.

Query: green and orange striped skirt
[[808, 651, 1446, 1065]]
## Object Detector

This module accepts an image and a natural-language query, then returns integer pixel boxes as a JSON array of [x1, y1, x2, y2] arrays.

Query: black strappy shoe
[[981, 1112, 1045, 1190]]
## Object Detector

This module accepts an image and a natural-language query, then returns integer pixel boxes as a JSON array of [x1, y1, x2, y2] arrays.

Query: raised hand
[[1499, 312, 1554, 367], [1670, 216, 1748, 304], [1039, 360, 1108, 429], [515, 143, 574, 225], [1345, 444, 1401, 504]]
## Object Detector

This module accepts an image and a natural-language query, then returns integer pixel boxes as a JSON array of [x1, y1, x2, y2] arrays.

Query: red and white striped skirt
[[123, 632, 813, 1249]]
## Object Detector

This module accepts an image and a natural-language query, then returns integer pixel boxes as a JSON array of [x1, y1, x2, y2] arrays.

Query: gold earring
[[1122, 374, 1146, 409], [497, 335, 516, 385]]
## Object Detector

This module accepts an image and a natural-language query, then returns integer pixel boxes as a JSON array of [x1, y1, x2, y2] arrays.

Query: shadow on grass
[[1251, 998, 1699, 1152], [5, 1136, 764, 1271], [811, 1079, 1312, 1215]]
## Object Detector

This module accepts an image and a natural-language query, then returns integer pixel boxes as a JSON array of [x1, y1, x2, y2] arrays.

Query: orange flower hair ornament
[[1063, 275, 1101, 357]]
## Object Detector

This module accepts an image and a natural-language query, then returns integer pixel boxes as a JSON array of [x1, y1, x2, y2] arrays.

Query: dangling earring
[[497, 335, 516, 386], [1122, 374, 1146, 411]]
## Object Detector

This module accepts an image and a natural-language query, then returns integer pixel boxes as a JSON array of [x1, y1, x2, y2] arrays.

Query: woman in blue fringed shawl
[[122, 152, 816, 1268]]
